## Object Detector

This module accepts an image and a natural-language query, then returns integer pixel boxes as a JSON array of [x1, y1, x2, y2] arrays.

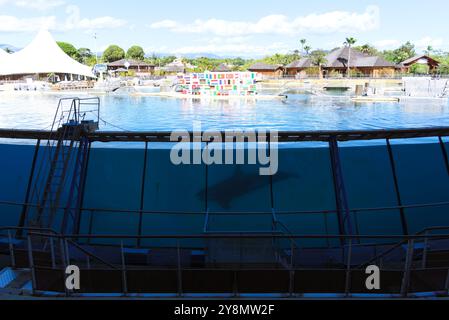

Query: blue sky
[[1, 0, 448, 57]]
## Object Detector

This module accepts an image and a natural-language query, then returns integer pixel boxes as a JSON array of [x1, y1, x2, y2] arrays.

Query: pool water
[[0, 91, 448, 132]]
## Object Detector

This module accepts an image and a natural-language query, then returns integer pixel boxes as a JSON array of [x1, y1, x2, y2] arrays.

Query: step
[[7, 270, 31, 290]]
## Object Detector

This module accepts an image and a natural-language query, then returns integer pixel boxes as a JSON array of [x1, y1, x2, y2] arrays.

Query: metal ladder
[[23, 98, 99, 234]]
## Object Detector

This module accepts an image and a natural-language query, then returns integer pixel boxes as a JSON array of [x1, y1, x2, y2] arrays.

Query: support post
[[438, 137, 449, 177], [422, 231, 429, 269], [75, 140, 92, 235], [401, 240, 414, 297], [386, 139, 409, 235], [8, 231, 16, 268], [60, 238, 69, 297], [329, 137, 352, 238], [120, 241, 128, 296], [177, 240, 183, 297], [445, 269, 449, 296], [345, 239, 353, 297], [64, 239, 70, 266], [137, 142, 148, 248], [49, 237, 56, 269], [27, 236, 36, 295], [18, 139, 41, 236], [289, 239, 295, 297]]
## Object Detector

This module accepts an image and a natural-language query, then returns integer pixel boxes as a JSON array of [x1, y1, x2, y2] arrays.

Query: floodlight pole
[[94, 33, 99, 65]]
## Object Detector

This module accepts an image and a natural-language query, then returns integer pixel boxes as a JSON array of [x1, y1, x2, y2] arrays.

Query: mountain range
[[1, 44, 250, 59]]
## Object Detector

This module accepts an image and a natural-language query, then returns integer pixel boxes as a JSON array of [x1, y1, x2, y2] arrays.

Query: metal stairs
[[0, 267, 32, 295], [21, 97, 100, 234]]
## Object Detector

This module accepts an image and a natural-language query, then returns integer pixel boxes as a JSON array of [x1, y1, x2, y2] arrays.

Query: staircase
[[0, 268, 32, 295], [21, 97, 100, 234]]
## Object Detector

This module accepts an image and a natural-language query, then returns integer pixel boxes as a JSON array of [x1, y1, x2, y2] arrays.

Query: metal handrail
[[357, 226, 449, 268], [1, 199, 449, 217], [25, 232, 449, 241], [0, 226, 118, 270], [2, 127, 449, 142]]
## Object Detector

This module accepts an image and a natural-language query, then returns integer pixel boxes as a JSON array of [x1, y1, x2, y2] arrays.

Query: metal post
[[60, 238, 69, 297], [438, 137, 449, 177], [329, 137, 352, 239], [60, 238, 67, 269], [290, 240, 294, 267], [27, 236, 36, 295], [386, 139, 409, 235], [289, 240, 295, 297], [401, 240, 414, 297], [8, 231, 16, 268], [120, 241, 128, 296], [64, 239, 70, 266], [445, 269, 449, 296], [345, 239, 353, 297], [176, 240, 183, 297], [422, 231, 429, 269], [49, 238, 56, 269], [18, 139, 41, 236], [137, 142, 148, 248], [233, 270, 239, 298]]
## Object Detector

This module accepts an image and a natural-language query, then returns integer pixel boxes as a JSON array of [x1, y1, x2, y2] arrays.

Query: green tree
[[127, 45, 145, 60], [57, 41, 81, 61], [383, 42, 416, 64], [300, 39, 307, 55], [78, 47, 94, 64], [355, 44, 380, 56], [303, 45, 312, 56], [310, 50, 327, 78], [344, 37, 357, 77], [102, 45, 125, 62]]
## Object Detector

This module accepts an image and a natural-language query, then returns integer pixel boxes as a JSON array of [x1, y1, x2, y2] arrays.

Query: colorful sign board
[[177, 72, 257, 96]]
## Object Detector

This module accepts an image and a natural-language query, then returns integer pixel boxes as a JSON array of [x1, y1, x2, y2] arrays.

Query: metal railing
[[2, 229, 449, 297]]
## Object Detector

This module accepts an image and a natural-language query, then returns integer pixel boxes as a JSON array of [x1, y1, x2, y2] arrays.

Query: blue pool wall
[[1, 141, 449, 248]]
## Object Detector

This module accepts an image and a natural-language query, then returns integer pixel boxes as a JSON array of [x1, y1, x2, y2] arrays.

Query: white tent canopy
[[0, 29, 94, 78]]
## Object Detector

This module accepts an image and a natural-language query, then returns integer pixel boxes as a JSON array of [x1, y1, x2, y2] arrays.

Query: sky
[[0, 0, 449, 57]]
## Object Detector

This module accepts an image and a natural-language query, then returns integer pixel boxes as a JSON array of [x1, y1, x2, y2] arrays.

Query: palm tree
[[310, 51, 327, 79], [304, 46, 312, 56], [300, 39, 307, 55], [344, 37, 357, 77], [425, 46, 434, 56]]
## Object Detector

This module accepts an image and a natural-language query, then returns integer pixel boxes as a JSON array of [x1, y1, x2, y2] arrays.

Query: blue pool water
[[1, 92, 449, 132]]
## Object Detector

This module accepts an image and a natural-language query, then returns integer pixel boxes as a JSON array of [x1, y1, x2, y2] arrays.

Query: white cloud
[[0, 15, 57, 32], [150, 6, 380, 36], [64, 5, 127, 30], [373, 39, 401, 49], [0, 5, 127, 33], [0, 0, 65, 10], [415, 36, 444, 49]]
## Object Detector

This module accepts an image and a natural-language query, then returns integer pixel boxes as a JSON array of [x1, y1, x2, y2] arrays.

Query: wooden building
[[285, 58, 313, 76], [286, 47, 398, 78], [107, 59, 155, 74], [399, 55, 440, 73], [248, 62, 284, 79]]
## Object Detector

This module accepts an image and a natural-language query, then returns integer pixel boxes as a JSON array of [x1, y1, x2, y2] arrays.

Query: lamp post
[[94, 33, 99, 65]]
